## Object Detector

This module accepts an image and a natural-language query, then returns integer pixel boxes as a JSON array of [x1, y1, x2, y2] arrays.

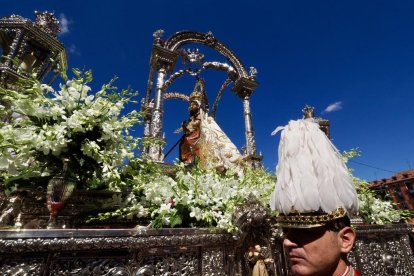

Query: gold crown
[[276, 207, 348, 228], [189, 79, 205, 103], [189, 91, 203, 102]]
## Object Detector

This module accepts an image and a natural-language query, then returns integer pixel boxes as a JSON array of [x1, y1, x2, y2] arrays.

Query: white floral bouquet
[[91, 151, 411, 231], [91, 160, 276, 232], [141, 151, 411, 229], [0, 69, 142, 192]]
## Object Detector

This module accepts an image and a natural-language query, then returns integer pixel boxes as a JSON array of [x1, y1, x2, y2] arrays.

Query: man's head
[[282, 217, 356, 276]]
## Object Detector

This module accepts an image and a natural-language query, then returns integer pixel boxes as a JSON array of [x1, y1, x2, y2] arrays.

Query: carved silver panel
[[0, 256, 46, 276], [50, 255, 135, 276], [351, 225, 414, 276], [0, 221, 413, 276], [48, 251, 200, 276], [139, 251, 199, 275], [202, 247, 225, 275]]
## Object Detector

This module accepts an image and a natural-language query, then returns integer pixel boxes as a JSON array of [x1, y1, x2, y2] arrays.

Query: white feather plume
[[269, 119, 359, 215]]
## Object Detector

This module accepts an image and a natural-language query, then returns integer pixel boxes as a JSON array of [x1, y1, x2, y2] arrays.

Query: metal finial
[[153, 29, 164, 39], [302, 105, 315, 119], [152, 29, 165, 46], [34, 11, 61, 37], [249, 67, 258, 78]]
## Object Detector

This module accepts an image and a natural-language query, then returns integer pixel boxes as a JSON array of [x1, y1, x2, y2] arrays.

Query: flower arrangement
[[0, 69, 142, 192], [90, 160, 276, 232], [0, 67, 409, 231], [91, 150, 411, 231]]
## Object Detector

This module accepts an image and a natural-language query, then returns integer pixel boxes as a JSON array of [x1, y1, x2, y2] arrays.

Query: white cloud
[[68, 44, 80, 56], [59, 13, 70, 35], [324, 101, 343, 113]]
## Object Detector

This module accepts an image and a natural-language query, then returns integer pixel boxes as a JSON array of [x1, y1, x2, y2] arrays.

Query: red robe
[[179, 114, 201, 164]]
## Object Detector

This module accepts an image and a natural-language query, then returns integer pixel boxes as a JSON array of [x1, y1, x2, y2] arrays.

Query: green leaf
[[72, 68, 81, 77], [170, 214, 183, 228]]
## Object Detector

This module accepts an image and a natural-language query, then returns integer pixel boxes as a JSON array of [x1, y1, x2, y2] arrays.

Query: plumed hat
[[270, 118, 359, 228]]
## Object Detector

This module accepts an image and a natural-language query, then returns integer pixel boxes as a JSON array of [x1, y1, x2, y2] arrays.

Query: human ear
[[337, 226, 356, 253]]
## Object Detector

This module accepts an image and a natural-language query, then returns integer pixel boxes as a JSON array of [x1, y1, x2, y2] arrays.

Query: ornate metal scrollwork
[[211, 77, 232, 119], [350, 224, 414, 275], [163, 92, 189, 102], [202, 248, 226, 275], [0, 229, 235, 275], [164, 31, 248, 79], [0, 214, 413, 275], [34, 11, 61, 37], [1, 258, 45, 276]]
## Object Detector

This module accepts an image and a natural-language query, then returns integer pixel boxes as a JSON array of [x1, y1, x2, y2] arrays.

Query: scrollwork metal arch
[[164, 31, 249, 79]]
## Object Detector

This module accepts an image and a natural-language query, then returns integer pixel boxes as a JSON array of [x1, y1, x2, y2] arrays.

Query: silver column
[[148, 68, 166, 161], [242, 95, 256, 157], [3, 29, 23, 68]]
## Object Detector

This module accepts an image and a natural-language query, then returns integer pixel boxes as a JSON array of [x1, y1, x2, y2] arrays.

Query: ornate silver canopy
[[0, 11, 66, 87], [142, 30, 262, 168]]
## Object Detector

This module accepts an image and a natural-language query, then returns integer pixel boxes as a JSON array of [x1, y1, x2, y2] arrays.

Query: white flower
[[81, 140, 101, 158], [0, 155, 8, 170], [162, 217, 170, 225], [136, 205, 147, 217], [40, 84, 54, 93], [159, 203, 172, 214], [190, 207, 202, 220], [85, 95, 94, 105]]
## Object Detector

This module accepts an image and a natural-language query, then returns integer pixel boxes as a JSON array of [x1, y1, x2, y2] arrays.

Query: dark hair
[[327, 216, 351, 232]]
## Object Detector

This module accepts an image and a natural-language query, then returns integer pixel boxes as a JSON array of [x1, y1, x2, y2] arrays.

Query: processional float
[[0, 11, 413, 275]]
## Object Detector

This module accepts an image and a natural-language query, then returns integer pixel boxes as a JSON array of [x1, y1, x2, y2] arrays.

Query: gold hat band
[[276, 207, 348, 228]]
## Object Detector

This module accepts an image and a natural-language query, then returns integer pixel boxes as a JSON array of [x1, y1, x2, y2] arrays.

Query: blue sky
[[3, 1, 414, 181]]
